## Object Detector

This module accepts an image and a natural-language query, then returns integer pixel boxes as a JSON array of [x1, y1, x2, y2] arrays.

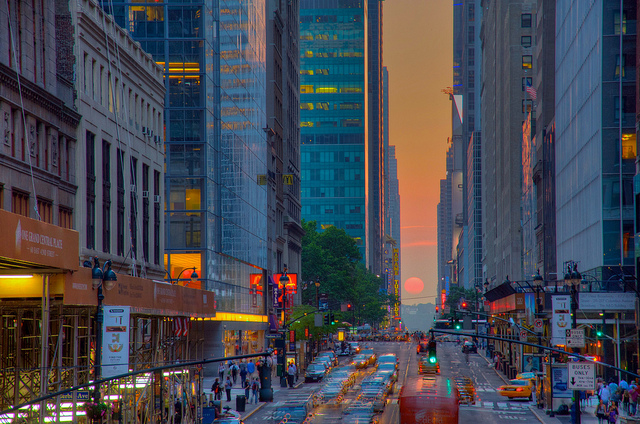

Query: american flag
[[526, 82, 537, 100]]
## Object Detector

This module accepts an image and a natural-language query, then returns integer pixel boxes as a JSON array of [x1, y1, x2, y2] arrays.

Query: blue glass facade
[[299, 0, 368, 260], [102, 0, 267, 315]]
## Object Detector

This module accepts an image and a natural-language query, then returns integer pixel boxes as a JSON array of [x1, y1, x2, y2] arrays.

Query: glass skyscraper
[[101, 1, 268, 316], [299, 0, 368, 261]]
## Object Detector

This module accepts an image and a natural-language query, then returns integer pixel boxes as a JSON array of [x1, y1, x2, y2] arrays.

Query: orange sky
[[384, 1, 453, 305]]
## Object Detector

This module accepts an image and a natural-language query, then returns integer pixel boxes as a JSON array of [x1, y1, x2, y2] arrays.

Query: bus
[[398, 375, 459, 424]]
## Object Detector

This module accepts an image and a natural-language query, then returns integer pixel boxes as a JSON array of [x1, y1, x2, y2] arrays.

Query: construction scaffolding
[[0, 299, 206, 423]]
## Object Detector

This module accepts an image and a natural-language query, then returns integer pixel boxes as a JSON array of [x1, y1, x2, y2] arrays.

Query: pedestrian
[[240, 365, 248, 388], [596, 399, 608, 424], [243, 377, 250, 401], [211, 378, 221, 401], [287, 362, 296, 388], [600, 384, 611, 405], [218, 362, 225, 382], [251, 378, 260, 404], [629, 385, 638, 416], [231, 361, 239, 385], [247, 359, 256, 378], [608, 401, 619, 423], [224, 376, 233, 402], [623, 389, 630, 415]]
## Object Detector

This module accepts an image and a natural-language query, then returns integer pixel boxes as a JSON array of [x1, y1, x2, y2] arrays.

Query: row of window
[[301, 133, 364, 145], [301, 168, 362, 181], [300, 14, 362, 24], [302, 50, 364, 58], [301, 85, 363, 94], [300, 30, 364, 41], [301, 101, 362, 110], [0, 105, 73, 181], [85, 131, 162, 265], [82, 52, 163, 143], [1, 186, 73, 229], [302, 186, 365, 198], [301, 151, 362, 163], [301, 119, 362, 128], [302, 204, 366, 216]]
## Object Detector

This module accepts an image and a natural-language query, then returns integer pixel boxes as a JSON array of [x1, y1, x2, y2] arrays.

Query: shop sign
[[579, 292, 635, 311], [102, 306, 130, 378], [392, 248, 400, 318], [550, 295, 570, 346], [0, 209, 78, 270]]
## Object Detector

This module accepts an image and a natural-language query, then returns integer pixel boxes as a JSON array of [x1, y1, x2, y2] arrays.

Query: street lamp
[[566, 263, 582, 424], [91, 257, 117, 402], [315, 278, 320, 310], [174, 267, 199, 286]]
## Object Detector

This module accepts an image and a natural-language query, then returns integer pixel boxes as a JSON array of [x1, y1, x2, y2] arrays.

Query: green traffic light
[[596, 330, 603, 337], [455, 324, 461, 330], [429, 356, 437, 364]]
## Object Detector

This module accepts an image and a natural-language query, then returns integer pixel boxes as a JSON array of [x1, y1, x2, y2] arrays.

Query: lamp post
[[91, 257, 117, 403], [315, 278, 320, 310], [173, 267, 199, 286], [565, 263, 582, 424], [279, 265, 290, 388]]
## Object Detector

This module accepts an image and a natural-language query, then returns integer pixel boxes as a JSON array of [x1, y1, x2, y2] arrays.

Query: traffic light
[[455, 319, 461, 330], [596, 328, 603, 338], [324, 313, 330, 325], [347, 303, 353, 311], [460, 300, 468, 309], [435, 306, 439, 313], [330, 312, 336, 325], [428, 340, 437, 364]]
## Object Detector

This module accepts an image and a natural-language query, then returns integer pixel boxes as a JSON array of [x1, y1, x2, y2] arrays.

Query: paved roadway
[[246, 340, 543, 423]]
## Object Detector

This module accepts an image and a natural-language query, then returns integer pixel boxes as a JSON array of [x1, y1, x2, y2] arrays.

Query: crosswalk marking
[[461, 401, 531, 411]]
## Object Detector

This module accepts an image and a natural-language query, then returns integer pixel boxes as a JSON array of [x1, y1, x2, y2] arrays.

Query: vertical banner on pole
[[550, 295, 570, 346], [102, 306, 131, 378]]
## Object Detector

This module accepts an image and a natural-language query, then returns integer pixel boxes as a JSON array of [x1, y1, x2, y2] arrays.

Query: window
[[102, 140, 111, 253], [12, 190, 29, 217], [37, 198, 53, 223], [522, 77, 532, 91], [522, 99, 533, 113], [522, 55, 532, 69], [130, 157, 138, 259], [467, 26, 475, 44], [521, 36, 532, 47], [142, 164, 150, 262], [300, 85, 314, 94], [521, 13, 532, 28], [86, 131, 96, 249], [614, 12, 627, 35], [615, 54, 625, 78], [467, 48, 474, 66], [117, 149, 125, 256], [153, 170, 160, 265], [468, 4, 474, 21], [59, 207, 73, 229]]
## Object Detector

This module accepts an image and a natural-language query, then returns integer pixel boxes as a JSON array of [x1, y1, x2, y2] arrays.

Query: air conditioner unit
[[154, 195, 161, 203], [142, 126, 147, 135], [154, 135, 159, 143], [142, 190, 149, 198], [149, 130, 153, 137]]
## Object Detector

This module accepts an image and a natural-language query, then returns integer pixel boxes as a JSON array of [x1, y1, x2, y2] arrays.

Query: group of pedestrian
[[211, 359, 258, 402], [595, 377, 639, 423]]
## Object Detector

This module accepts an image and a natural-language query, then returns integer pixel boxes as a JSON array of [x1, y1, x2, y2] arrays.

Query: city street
[[244, 340, 544, 423]]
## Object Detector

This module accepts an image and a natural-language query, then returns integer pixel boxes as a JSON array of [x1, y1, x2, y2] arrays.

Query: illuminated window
[[316, 102, 330, 110], [340, 102, 362, 110], [341, 119, 361, 127], [522, 55, 532, 69], [621, 134, 636, 159], [300, 69, 314, 75], [316, 87, 338, 93], [304, 51, 313, 58], [300, 85, 314, 94], [615, 55, 625, 78], [301, 122, 314, 127], [300, 103, 314, 110], [340, 87, 362, 93], [614, 12, 627, 35], [316, 69, 329, 75]]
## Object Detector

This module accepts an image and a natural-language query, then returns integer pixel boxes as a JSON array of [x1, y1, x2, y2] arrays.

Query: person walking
[[287, 362, 296, 388], [608, 401, 619, 423], [218, 362, 225, 382], [600, 384, 611, 405], [211, 378, 221, 401], [240, 365, 248, 388], [629, 384, 638, 416], [224, 376, 233, 402], [231, 361, 239, 385], [251, 378, 260, 404], [596, 399, 608, 424], [243, 378, 250, 401], [247, 360, 256, 379]]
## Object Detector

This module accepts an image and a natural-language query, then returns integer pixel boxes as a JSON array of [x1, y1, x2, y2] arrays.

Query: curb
[[528, 405, 550, 423], [241, 402, 266, 420], [478, 349, 509, 385]]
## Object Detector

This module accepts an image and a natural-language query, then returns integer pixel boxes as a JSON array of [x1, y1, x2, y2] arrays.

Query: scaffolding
[[0, 299, 205, 423]]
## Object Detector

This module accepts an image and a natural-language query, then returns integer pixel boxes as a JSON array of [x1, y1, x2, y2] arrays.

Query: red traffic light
[[461, 302, 468, 309], [435, 306, 439, 313]]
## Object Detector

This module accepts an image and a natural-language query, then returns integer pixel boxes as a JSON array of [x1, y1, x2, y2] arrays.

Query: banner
[[102, 306, 130, 378], [550, 295, 570, 346]]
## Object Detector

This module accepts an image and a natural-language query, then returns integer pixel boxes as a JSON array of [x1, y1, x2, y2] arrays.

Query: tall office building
[[480, 0, 536, 286], [300, 0, 370, 263], [555, 0, 636, 279], [266, 0, 304, 296], [101, 0, 271, 365]]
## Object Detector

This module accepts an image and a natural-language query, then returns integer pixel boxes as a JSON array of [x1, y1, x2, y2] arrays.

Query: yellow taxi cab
[[497, 378, 534, 400]]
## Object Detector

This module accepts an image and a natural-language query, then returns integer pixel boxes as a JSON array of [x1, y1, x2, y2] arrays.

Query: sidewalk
[[202, 374, 304, 420]]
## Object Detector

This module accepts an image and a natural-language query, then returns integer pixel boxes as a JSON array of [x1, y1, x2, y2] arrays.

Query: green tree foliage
[[442, 286, 482, 318], [300, 220, 390, 328]]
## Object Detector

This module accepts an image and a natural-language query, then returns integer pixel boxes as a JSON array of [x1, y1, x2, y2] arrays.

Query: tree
[[300, 220, 390, 327]]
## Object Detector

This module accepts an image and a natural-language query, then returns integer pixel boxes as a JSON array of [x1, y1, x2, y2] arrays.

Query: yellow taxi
[[497, 378, 534, 400]]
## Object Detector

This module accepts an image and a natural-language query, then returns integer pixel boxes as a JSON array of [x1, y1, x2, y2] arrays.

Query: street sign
[[534, 319, 543, 333], [266, 333, 284, 339], [566, 328, 585, 348], [60, 391, 90, 401], [567, 362, 595, 390], [519, 330, 527, 342]]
